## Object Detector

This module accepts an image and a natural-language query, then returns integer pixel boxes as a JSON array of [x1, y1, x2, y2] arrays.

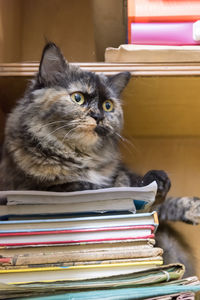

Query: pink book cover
[[127, 0, 200, 43], [130, 22, 200, 45]]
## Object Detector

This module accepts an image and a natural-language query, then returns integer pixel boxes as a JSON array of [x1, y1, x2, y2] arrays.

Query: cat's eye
[[71, 92, 85, 105], [102, 100, 114, 112]]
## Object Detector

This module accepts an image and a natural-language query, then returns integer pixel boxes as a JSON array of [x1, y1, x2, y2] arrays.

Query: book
[[0, 264, 185, 298], [127, 0, 200, 44], [0, 239, 155, 251], [0, 256, 163, 270], [0, 240, 162, 266], [128, 0, 200, 23], [0, 224, 156, 247], [130, 22, 200, 46], [1, 292, 196, 300], [0, 237, 155, 249], [0, 182, 157, 219], [6, 278, 200, 300], [16, 284, 200, 300], [0, 182, 157, 205], [0, 211, 158, 232], [0, 259, 164, 283], [0, 237, 156, 248], [0, 246, 163, 266], [105, 44, 200, 63]]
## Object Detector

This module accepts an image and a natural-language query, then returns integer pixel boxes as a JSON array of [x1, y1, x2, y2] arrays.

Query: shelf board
[[1, 62, 200, 77]]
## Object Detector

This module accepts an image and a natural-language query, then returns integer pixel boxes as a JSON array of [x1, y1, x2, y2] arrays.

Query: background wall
[[20, 0, 97, 62], [0, 0, 126, 63], [92, 0, 126, 61], [0, 0, 22, 62]]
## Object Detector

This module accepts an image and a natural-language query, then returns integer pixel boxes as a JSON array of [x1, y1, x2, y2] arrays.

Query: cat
[[0, 43, 199, 276], [0, 43, 170, 195]]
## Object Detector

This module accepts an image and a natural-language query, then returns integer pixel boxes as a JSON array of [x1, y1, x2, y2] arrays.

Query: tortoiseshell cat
[[0, 43, 170, 195], [0, 43, 199, 276]]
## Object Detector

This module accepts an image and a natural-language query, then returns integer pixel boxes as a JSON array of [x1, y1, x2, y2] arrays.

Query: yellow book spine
[[153, 211, 159, 226], [0, 260, 163, 274]]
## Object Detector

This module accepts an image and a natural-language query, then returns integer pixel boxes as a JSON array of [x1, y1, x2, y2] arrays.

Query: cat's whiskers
[[63, 109, 96, 132], [115, 132, 125, 142], [70, 108, 92, 124], [68, 109, 92, 125], [61, 125, 86, 144], [123, 136, 139, 153], [67, 119, 84, 125], [114, 132, 138, 154], [35, 123, 71, 150], [35, 116, 92, 150], [36, 120, 67, 130], [84, 107, 92, 117]]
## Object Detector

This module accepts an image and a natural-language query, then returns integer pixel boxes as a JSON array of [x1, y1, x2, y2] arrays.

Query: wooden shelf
[[1, 62, 200, 77]]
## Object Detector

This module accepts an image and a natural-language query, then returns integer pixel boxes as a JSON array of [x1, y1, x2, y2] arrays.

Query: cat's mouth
[[77, 124, 108, 137], [76, 117, 109, 137], [94, 125, 109, 136]]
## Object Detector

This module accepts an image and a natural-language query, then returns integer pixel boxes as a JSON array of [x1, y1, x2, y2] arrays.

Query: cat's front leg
[[157, 196, 200, 225], [47, 181, 102, 192]]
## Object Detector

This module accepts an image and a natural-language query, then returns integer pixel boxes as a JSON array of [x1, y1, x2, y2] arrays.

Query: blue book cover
[[15, 284, 200, 300]]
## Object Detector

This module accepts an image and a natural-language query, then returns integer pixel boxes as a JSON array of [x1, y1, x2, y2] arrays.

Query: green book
[[14, 284, 200, 300]]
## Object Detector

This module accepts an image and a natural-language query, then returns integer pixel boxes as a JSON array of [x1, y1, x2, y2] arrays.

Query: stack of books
[[0, 181, 200, 299], [127, 0, 200, 45]]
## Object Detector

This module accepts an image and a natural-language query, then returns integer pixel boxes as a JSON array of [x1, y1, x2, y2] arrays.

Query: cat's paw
[[183, 197, 200, 225], [142, 170, 171, 203]]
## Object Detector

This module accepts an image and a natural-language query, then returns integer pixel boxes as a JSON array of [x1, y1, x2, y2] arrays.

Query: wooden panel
[[122, 76, 200, 136], [0, 76, 28, 144], [0, 107, 5, 142], [0, 0, 99, 63], [120, 137, 200, 197], [20, 0, 97, 62], [92, 0, 126, 61], [0, 77, 27, 112], [0, 0, 22, 63], [170, 222, 200, 278]]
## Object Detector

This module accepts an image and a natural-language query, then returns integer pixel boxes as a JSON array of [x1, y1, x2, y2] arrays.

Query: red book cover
[[0, 225, 155, 236]]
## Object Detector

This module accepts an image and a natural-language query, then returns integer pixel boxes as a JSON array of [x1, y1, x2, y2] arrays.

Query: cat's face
[[25, 43, 131, 151]]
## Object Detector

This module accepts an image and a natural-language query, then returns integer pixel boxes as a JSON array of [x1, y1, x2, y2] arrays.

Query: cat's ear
[[38, 42, 67, 84], [108, 72, 131, 95]]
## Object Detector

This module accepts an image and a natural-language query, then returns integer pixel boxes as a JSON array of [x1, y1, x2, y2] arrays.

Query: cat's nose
[[89, 111, 103, 124]]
